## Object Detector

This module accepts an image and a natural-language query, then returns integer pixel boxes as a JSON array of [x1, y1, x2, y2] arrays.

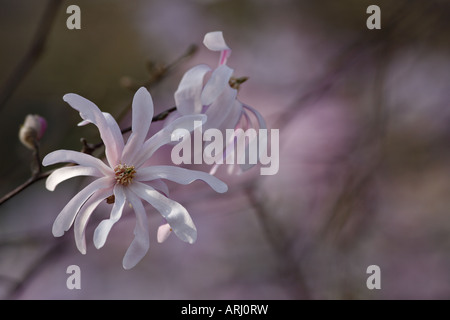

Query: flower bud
[[19, 114, 47, 150]]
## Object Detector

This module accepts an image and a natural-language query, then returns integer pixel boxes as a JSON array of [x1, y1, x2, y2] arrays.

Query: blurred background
[[1, 0, 450, 299]]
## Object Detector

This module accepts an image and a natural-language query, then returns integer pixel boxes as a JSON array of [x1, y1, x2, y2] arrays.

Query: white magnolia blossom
[[168, 31, 267, 175], [43, 87, 227, 269]]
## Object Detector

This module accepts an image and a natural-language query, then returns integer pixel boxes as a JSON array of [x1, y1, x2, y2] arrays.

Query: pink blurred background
[[1, 0, 450, 299]]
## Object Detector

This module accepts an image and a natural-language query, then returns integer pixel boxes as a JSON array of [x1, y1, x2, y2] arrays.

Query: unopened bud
[[19, 114, 47, 150]]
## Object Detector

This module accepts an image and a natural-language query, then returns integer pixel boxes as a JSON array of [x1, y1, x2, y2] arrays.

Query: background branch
[[0, 0, 63, 112]]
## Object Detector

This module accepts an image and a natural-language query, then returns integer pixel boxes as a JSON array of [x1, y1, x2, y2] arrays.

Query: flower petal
[[203, 31, 230, 52], [121, 87, 154, 165], [175, 64, 211, 116], [201, 64, 234, 107], [215, 99, 243, 133], [122, 188, 150, 270], [135, 165, 228, 193], [130, 182, 197, 244], [243, 104, 267, 130], [93, 184, 126, 249], [204, 83, 237, 130], [146, 179, 169, 197], [43, 150, 112, 175], [203, 31, 232, 65], [240, 104, 268, 172], [63, 93, 123, 167], [52, 176, 114, 237], [134, 114, 206, 168], [157, 223, 172, 243], [74, 187, 112, 254], [46, 165, 103, 191]]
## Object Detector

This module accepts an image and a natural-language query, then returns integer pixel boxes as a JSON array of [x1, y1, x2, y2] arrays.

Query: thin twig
[[0, 172, 51, 206], [0, 0, 63, 112], [245, 186, 311, 299]]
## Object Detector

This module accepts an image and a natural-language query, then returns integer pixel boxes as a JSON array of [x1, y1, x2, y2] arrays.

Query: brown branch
[[0, 171, 51, 206], [245, 186, 311, 299], [0, 0, 63, 112]]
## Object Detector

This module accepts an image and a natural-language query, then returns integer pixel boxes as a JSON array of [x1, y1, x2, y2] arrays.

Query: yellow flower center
[[114, 164, 136, 186]]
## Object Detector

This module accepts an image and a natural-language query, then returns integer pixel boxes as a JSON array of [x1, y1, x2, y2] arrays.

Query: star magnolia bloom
[[43, 87, 227, 269], [168, 31, 267, 175]]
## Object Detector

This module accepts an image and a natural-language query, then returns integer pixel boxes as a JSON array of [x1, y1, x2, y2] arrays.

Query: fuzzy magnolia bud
[[19, 114, 47, 150]]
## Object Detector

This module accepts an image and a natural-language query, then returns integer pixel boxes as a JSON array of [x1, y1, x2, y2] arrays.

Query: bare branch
[[0, 0, 63, 112]]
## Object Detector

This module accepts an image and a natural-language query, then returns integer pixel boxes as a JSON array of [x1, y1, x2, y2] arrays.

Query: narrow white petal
[[130, 182, 197, 244], [175, 64, 211, 115], [136, 166, 227, 193], [52, 177, 114, 237], [122, 189, 150, 270], [103, 112, 125, 165], [201, 65, 234, 106], [134, 114, 206, 168], [93, 184, 126, 249], [121, 87, 154, 164], [146, 179, 170, 197], [43, 150, 112, 175], [243, 104, 267, 130], [63, 93, 123, 167], [74, 187, 112, 254], [45, 166, 102, 191], [215, 99, 243, 133], [203, 31, 230, 52], [240, 104, 268, 172]]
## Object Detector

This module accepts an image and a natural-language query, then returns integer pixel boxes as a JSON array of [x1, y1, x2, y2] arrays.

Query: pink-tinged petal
[[201, 64, 234, 107], [122, 188, 149, 270], [203, 31, 232, 65], [45, 165, 103, 191], [121, 87, 154, 164], [209, 164, 220, 176], [157, 223, 172, 243], [43, 150, 112, 175], [175, 64, 211, 116], [204, 84, 237, 130], [74, 187, 112, 254], [129, 182, 197, 244], [52, 177, 114, 237], [134, 114, 206, 168], [135, 165, 228, 193], [93, 184, 126, 249], [63, 93, 123, 167]]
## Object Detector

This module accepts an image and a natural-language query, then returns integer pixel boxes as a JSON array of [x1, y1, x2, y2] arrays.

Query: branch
[[0, 172, 51, 206], [0, 0, 63, 112], [245, 186, 311, 299]]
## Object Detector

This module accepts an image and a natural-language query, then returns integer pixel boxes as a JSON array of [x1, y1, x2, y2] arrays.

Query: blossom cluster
[[42, 32, 267, 269]]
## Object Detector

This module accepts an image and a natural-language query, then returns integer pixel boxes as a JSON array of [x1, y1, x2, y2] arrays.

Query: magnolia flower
[[168, 31, 267, 175], [43, 87, 227, 269]]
